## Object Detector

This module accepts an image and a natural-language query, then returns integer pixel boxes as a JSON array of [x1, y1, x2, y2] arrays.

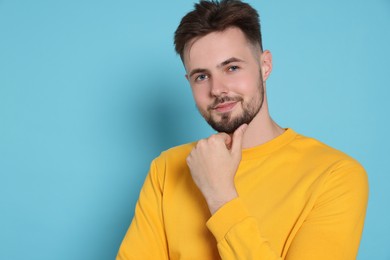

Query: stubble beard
[[198, 79, 265, 134]]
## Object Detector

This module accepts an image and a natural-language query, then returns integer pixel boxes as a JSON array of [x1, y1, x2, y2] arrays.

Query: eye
[[195, 74, 209, 82], [228, 65, 239, 72]]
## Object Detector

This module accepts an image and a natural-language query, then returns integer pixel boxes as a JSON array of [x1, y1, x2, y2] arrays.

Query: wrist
[[206, 190, 238, 215]]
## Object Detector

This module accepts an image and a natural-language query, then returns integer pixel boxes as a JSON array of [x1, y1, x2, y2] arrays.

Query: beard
[[197, 79, 265, 134]]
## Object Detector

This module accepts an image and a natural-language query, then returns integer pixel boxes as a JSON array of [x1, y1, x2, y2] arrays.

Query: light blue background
[[0, 0, 389, 259]]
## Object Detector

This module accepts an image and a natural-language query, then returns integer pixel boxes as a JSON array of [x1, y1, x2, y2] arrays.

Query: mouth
[[212, 101, 238, 113]]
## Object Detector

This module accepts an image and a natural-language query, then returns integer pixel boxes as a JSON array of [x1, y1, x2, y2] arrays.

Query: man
[[117, 0, 368, 259]]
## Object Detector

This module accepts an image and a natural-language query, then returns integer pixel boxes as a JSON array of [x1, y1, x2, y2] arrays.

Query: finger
[[231, 124, 248, 153], [210, 132, 231, 147], [217, 132, 232, 149], [186, 150, 194, 166]]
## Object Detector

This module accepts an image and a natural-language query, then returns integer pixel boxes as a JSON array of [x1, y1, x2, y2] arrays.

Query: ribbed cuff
[[206, 197, 251, 242]]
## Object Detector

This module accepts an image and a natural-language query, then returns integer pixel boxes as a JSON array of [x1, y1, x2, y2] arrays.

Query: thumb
[[231, 124, 248, 154]]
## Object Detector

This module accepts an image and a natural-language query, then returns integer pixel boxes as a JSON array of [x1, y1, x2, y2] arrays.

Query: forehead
[[183, 27, 258, 72]]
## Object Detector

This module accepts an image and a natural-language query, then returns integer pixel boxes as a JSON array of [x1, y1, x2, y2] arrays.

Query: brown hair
[[174, 0, 263, 60]]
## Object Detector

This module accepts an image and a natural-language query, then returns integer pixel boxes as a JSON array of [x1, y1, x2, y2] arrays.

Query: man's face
[[183, 27, 267, 134]]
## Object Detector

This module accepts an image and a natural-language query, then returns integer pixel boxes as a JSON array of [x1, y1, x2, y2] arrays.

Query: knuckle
[[186, 154, 194, 165], [197, 139, 206, 147], [208, 134, 219, 143]]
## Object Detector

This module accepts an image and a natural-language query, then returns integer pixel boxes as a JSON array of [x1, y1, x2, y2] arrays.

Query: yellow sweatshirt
[[117, 129, 368, 259]]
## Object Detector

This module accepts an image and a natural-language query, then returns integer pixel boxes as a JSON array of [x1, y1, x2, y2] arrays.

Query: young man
[[117, 1, 368, 259]]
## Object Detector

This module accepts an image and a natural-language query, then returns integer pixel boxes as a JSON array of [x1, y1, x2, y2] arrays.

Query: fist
[[186, 124, 247, 214]]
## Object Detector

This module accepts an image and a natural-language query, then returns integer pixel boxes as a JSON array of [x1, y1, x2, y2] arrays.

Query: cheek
[[230, 73, 256, 93], [191, 86, 210, 107]]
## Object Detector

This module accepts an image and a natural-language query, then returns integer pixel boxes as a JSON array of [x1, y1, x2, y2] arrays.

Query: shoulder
[[145, 142, 196, 189], [157, 142, 195, 161], [291, 131, 361, 163], [291, 131, 367, 185], [151, 142, 196, 172]]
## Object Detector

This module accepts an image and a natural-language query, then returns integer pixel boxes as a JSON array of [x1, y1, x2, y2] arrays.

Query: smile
[[212, 101, 238, 113]]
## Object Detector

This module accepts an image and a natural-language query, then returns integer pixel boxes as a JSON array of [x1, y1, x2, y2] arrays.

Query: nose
[[210, 75, 228, 97]]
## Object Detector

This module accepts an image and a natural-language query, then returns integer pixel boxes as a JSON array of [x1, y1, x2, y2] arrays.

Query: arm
[[116, 160, 169, 260], [205, 162, 368, 260], [187, 124, 368, 259], [187, 124, 282, 259], [285, 163, 368, 259], [207, 198, 282, 260]]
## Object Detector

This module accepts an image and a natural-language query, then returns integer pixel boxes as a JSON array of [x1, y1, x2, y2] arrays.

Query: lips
[[212, 101, 238, 113]]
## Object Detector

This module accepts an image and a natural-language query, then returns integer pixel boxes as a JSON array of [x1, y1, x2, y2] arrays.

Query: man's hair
[[174, 0, 263, 60]]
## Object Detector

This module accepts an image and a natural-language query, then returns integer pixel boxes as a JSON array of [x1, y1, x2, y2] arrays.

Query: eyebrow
[[188, 57, 245, 78], [189, 68, 209, 78], [217, 57, 244, 68]]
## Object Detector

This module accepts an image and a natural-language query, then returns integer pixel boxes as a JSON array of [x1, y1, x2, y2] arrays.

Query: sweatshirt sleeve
[[285, 162, 368, 259], [116, 159, 169, 260], [207, 198, 282, 260], [206, 162, 368, 260]]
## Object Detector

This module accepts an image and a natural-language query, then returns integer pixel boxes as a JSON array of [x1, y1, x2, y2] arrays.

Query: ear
[[260, 50, 272, 81], [184, 74, 190, 83]]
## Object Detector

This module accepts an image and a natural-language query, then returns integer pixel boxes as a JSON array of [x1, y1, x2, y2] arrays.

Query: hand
[[186, 124, 248, 214]]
